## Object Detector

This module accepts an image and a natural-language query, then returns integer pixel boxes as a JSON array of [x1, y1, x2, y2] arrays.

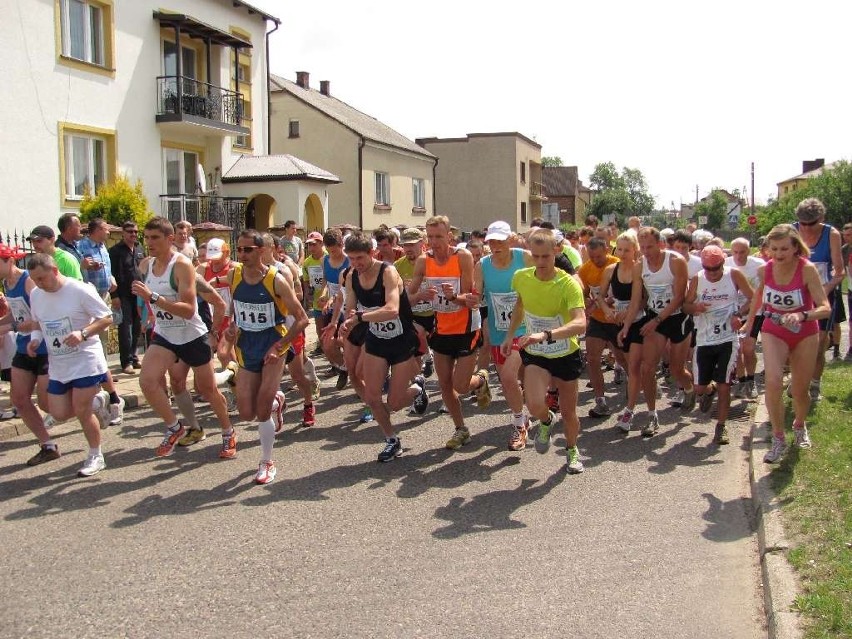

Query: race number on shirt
[[699, 307, 736, 344], [411, 282, 433, 314], [43, 317, 77, 356], [153, 295, 187, 329], [307, 266, 324, 289], [359, 304, 403, 339], [233, 300, 275, 331], [524, 312, 570, 357], [490, 291, 517, 331], [425, 277, 459, 313], [646, 284, 673, 312], [6, 298, 32, 329], [763, 286, 804, 311]]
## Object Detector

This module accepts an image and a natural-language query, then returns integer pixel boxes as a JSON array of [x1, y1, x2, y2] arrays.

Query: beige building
[[416, 133, 543, 233], [776, 159, 836, 200], [269, 72, 437, 230]]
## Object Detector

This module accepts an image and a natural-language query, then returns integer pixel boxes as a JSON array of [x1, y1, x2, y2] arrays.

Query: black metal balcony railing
[[160, 194, 247, 246], [156, 76, 244, 127]]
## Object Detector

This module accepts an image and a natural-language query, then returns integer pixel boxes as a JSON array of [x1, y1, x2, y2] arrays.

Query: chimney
[[320, 80, 330, 96], [802, 158, 825, 173], [295, 71, 310, 89]]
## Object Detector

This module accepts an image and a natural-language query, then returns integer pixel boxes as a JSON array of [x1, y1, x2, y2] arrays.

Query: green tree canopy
[[541, 156, 563, 167], [694, 190, 729, 231], [79, 174, 153, 228], [587, 162, 655, 222]]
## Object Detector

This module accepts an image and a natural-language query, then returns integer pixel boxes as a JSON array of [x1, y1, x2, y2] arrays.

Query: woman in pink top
[[745, 224, 830, 463]]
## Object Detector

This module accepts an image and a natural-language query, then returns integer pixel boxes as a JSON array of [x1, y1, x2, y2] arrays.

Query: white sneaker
[[671, 389, 685, 407], [616, 410, 634, 433], [747, 380, 759, 400], [77, 453, 106, 477], [793, 426, 812, 449], [92, 390, 110, 429], [109, 397, 126, 426], [763, 435, 787, 463], [254, 460, 277, 485]]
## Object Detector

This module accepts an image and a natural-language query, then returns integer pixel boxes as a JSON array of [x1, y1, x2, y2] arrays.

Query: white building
[[1, 0, 335, 244]]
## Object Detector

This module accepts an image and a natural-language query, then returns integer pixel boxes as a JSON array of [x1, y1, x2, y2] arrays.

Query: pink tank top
[[761, 257, 818, 339]]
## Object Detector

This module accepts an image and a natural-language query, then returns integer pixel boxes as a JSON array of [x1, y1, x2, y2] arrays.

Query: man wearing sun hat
[[682, 244, 754, 445], [395, 227, 435, 381]]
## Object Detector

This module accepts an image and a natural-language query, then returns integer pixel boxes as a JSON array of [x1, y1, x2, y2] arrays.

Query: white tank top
[[693, 268, 738, 346], [146, 252, 208, 345], [642, 250, 680, 315]]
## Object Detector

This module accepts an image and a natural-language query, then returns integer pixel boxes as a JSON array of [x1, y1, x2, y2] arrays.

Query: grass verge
[[770, 361, 852, 638]]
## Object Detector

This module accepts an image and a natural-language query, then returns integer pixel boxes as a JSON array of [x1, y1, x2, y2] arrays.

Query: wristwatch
[[81, 328, 89, 341], [544, 329, 554, 344], [150, 292, 161, 304], [355, 311, 364, 323]]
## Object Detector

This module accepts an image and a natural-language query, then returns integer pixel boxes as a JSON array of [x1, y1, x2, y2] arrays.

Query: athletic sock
[[166, 420, 180, 432], [258, 418, 275, 462], [108, 392, 120, 405], [512, 412, 525, 427], [44, 440, 57, 450], [304, 357, 317, 383], [88, 446, 102, 457], [174, 390, 199, 430], [746, 375, 755, 382], [214, 368, 234, 385]]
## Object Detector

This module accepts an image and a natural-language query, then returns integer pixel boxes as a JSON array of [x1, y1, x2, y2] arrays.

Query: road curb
[[748, 401, 803, 639]]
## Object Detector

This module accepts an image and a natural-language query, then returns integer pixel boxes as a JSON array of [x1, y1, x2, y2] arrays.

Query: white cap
[[484, 220, 512, 241], [206, 237, 226, 259], [660, 228, 675, 239]]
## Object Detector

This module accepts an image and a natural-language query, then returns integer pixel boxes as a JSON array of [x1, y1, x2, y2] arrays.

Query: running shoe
[[177, 427, 206, 447], [377, 437, 402, 462], [613, 366, 625, 385], [301, 403, 316, 428], [255, 460, 277, 485], [588, 397, 611, 418], [747, 380, 759, 400], [156, 422, 186, 457], [445, 427, 471, 450], [437, 402, 449, 414], [475, 369, 491, 409], [92, 390, 110, 429], [312, 378, 322, 401], [566, 446, 584, 474], [26, 444, 60, 467], [641, 412, 659, 437], [422, 359, 434, 379], [508, 419, 528, 451], [763, 435, 787, 463], [535, 411, 556, 454], [109, 397, 126, 426], [809, 382, 822, 402], [680, 388, 697, 413], [670, 389, 685, 407], [219, 430, 237, 459], [77, 453, 106, 477], [336, 368, 349, 391], [226, 361, 239, 387], [793, 425, 812, 449], [714, 423, 730, 445], [732, 380, 745, 399], [359, 406, 373, 423], [546, 389, 560, 412], [0, 407, 18, 421], [699, 383, 717, 413], [412, 375, 429, 415], [273, 390, 287, 433], [616, 410, 634, 434]]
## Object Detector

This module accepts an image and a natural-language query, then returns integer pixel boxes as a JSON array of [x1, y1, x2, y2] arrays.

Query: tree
[[79, 174, 153, 228], [693, 190, 728, 231], [589, 162, 624, 191], [586, 162, 656, 222], [541, 156, 563, 167]]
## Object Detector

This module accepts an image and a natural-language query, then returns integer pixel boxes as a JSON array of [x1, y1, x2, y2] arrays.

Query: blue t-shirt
[[4, 271, 48, 355], [481, 248, 527, 344]]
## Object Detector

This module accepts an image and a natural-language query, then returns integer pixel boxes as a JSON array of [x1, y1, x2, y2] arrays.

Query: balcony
[[160, 194, 247, 245], [156, 76, 249, 137], [529, 181, 547, 201]]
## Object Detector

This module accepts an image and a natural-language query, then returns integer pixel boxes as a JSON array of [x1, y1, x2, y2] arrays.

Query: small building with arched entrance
[[220, 154, 340, 237]]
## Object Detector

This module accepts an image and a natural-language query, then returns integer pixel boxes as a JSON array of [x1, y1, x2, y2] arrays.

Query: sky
[[249, 0, 850, 209]]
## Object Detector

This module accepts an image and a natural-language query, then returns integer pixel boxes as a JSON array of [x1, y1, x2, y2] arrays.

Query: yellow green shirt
[[511, 267, 584, 357], [394, 255, 433, 316], [302, 255, 325, 311]]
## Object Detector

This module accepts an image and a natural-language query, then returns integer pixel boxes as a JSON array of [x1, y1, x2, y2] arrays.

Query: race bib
[[813, 262, 830, 284], [646, 284, 673, 312], [763, 286, 803, 311], [490, 291, 517, 331], [699, 307, 735, 344], [233, 300, 275, 331], [360, 304, 403, 339], [524, 312, 570, 357], [327, 282, 341, 300], [411, 282, 433, 314], [6, 297, 32, 328], [307, 266, 324, 289], [426, 277, 460, 313], [154, 295, 187, 329], [43, 317, 78, 356]]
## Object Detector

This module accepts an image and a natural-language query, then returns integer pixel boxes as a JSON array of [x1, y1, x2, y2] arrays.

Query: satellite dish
[[196, 163, 207, 194]]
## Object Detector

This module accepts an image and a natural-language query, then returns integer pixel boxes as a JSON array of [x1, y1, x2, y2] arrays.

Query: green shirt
[[302, 255, 325, 311], [511, 266, 584, 357], [562, 245, 582, 269], [54, 247, 83, 280]]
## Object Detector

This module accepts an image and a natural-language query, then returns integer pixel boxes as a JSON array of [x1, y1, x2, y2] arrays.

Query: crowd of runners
[[0, 196, 848, 482]]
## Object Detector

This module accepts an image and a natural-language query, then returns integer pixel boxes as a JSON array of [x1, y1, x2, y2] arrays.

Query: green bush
[[79, 174, 153, 228]]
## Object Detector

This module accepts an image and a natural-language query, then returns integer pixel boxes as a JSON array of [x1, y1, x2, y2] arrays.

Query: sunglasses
[[236, 246, 257, 253], [703, 263, 724, 272], [797, 219, 819, 226]]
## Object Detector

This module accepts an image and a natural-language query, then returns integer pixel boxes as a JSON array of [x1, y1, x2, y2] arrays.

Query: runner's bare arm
[[361, 266, 402, 323], [195, 274, 226, 332], [272, 272, 309, 350], [681, 275, 702, 315], [407, 254, 429, 301]]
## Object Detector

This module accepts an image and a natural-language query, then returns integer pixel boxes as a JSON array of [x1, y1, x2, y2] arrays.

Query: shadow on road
[[700, 492, 755, 542]]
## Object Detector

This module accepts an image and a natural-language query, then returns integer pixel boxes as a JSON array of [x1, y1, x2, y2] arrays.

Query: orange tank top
[[424, 251, 474, 335]]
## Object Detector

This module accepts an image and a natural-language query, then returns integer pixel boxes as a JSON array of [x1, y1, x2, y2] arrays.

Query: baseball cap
[[0, 244, 26, 260], [206, 237, 226, 259], [401, 228, 424, 244], [660, 228, 675, 239], [700, 245, 726, 268], [305, 231, 324, 244], [484, 221, 512, 242], [27, 225, 55, 241]]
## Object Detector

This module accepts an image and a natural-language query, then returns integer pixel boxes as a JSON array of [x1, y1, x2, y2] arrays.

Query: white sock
[[174, 390, 199, 430], [258, 418, 275, 461], [214, 368, 234, 386], [424, 350, 433, 363], [512, 412, 525, 427], [304, 357, 317, 383], [44, 440, 57, 449], [88, 446, 102, 457]]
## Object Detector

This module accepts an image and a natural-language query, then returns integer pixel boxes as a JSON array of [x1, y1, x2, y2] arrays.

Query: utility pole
[[750, 162, 755, 213], [695, 184, 699, 204]]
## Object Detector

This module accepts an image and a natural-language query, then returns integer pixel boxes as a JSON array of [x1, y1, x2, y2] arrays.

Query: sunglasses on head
[[236, 246, 257, 253]]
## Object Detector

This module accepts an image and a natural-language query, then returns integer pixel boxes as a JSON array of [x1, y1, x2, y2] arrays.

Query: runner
[[222, 230, 308, 483], [25, 253, 112, 476], [319, 228, 350, 366], [201, 237, 236, 369], [0, 245, 63, 466], [744, 224, 830, 463], [502, 229, 587, 473], [408, 215, 489, 450], [394, 228, 435, 379], [683, 246, 753, 445], [341, 233, 426, 462], [302, 231, 328, 353], [132, 217, 236, 459], [725, 238, 764, 399], [475, 221, 533, 450]]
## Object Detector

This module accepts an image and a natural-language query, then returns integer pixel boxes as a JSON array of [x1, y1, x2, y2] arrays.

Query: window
[[163, 148, 200, 195], [520, 161, 526, 184], [235, 100, 252, 149], [289, 120, 300, 138], [520, 201, 527, 224], [412, 178, 425, 209], [375, 172, 390, 205], [163, 40, 197, 80], [60, 0, 107, 66], [64, 133, 106, 199]]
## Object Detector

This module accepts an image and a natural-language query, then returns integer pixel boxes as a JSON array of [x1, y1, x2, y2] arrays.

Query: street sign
[[748, 215, 757, 226], [698, 216, 708, 225]]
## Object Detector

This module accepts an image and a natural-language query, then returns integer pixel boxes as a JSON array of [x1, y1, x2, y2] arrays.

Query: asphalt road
[[0, 364, 766, 638]]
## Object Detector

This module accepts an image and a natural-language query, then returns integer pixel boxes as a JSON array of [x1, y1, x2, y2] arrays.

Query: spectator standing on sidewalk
[[109, 222, 145, 374], [280, 220, 304, 265], [55, 213, 84, 264]]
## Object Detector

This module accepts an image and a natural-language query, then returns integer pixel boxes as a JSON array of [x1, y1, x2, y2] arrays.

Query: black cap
[[28, 225, 55, 241]]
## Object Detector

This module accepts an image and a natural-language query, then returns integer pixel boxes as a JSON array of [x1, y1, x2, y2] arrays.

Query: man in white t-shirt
[[26, 253, 113, 477], [726, 237, 765, 398]]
